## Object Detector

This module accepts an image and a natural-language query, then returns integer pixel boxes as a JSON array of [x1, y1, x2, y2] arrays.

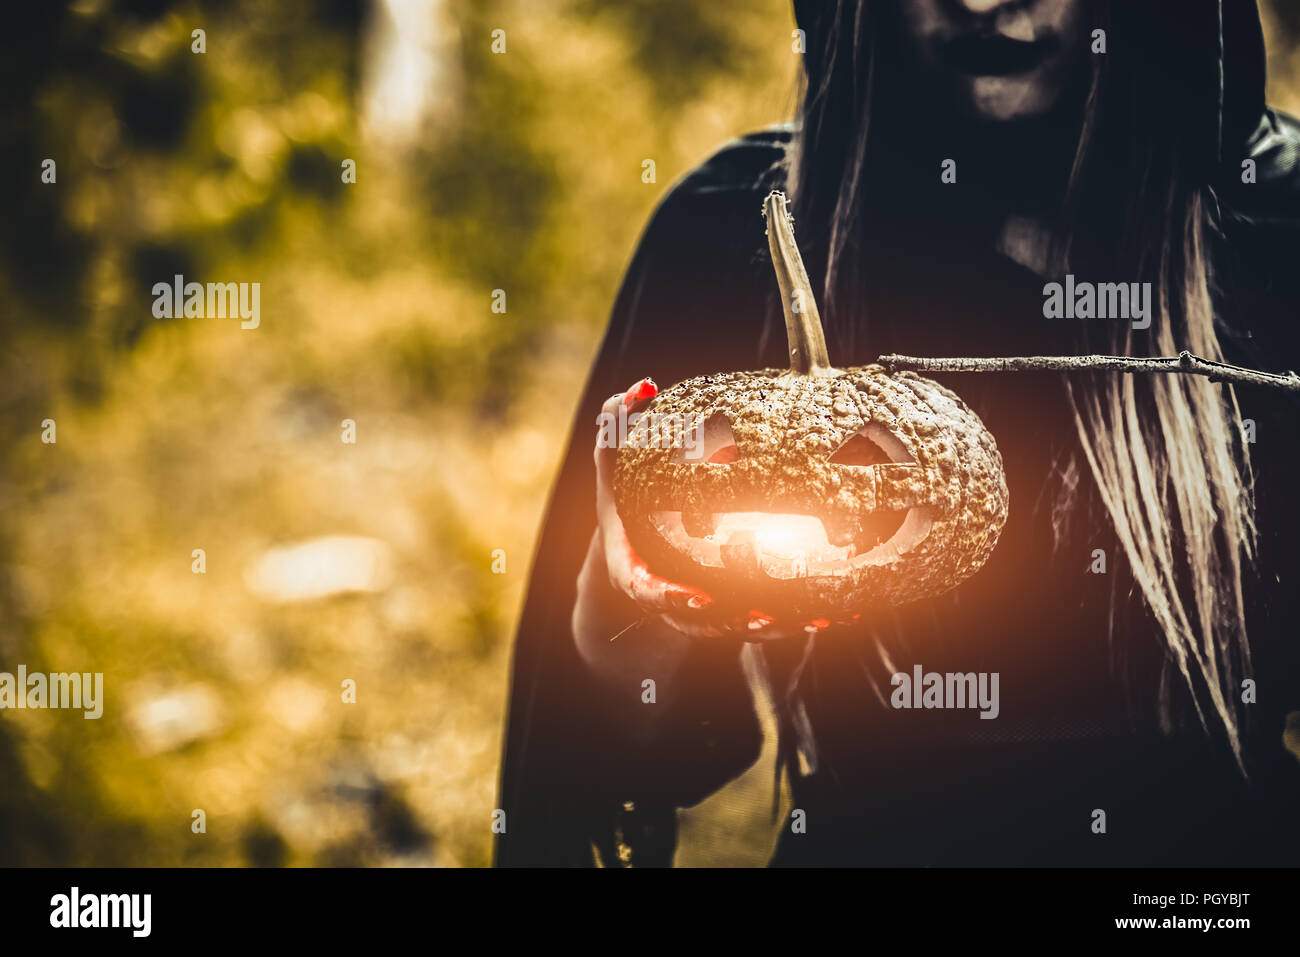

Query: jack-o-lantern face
[[613, 365, 1007, 618], [611, 192, 1008, 619]]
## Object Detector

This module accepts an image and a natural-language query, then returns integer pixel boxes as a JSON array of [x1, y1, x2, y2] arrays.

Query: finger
[[594, 393, 622, 470], [593, 377, 657, 473], [607, 533, 714, 616], [587, 500, 715, 617], [659, 605, 801, 642], [660, 615, 799, 643], [734, 609, 821, 643], [742, 617, 806, 642], [621, 377, 658, 410], [594, 377, 702, 615], [659, 611, 749, 641]]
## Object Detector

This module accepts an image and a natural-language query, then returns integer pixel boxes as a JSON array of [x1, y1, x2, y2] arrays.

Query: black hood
[[792, 0, 1268, 165]]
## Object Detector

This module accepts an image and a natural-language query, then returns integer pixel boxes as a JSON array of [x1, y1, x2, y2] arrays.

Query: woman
[[497, 0, 1300, 866]]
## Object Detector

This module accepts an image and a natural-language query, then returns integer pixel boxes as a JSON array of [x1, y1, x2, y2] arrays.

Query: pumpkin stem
[[764, 190, 832, 375]]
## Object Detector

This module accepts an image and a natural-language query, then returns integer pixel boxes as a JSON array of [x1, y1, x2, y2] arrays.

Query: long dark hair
[[787, 0, 1257, 765]]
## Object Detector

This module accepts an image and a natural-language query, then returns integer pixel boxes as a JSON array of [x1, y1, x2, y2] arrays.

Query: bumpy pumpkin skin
[[612, 365, 1009, 619]]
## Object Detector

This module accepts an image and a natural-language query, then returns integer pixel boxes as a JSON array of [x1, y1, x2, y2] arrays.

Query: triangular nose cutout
[[830, 422, 913, 466], [672, 413, 738, 464], [830, 431, 893, 467]]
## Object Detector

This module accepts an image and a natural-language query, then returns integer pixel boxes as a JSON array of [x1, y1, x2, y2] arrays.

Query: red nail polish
[[623, 377, 658, 407]]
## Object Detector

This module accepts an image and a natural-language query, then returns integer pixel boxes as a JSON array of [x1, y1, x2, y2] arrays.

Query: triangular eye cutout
[[830, 430, 893, 467], [671, 413, 738, 464]]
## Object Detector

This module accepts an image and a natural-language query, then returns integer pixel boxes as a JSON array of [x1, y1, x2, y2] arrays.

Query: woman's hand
[[591, 378, 788, 641]]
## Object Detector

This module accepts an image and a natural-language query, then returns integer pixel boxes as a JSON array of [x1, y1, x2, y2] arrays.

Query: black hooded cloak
[[495, 0, 1300, 866]]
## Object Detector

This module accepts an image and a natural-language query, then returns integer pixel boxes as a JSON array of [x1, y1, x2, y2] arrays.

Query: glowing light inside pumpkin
[[711, 512, 842, 561], [650, 503, 934, 580]]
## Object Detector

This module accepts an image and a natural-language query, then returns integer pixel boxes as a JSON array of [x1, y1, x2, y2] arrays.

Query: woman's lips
[[940, 33, 1060, 77]]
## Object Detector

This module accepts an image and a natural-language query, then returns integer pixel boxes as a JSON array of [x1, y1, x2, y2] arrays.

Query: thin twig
[[877, 351, 1300, 393], [609, 618, 645, 643]]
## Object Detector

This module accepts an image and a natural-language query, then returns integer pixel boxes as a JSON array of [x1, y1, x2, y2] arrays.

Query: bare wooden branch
[[877, 351, 1300, 393]]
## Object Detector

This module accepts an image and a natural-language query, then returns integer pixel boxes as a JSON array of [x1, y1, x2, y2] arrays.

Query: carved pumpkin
[[612, 191, 1009, 619]]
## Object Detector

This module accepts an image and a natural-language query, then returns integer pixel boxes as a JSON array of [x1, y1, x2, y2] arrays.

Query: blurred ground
[[0, 0, 796, 867], [0, 0, 1296, 867]]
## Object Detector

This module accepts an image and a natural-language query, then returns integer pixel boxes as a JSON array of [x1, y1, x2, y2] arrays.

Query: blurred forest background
[[0, 0, 1298, 867]]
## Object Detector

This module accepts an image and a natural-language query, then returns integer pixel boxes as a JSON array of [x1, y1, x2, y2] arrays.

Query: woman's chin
[[956, 73, 1062, 124]]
